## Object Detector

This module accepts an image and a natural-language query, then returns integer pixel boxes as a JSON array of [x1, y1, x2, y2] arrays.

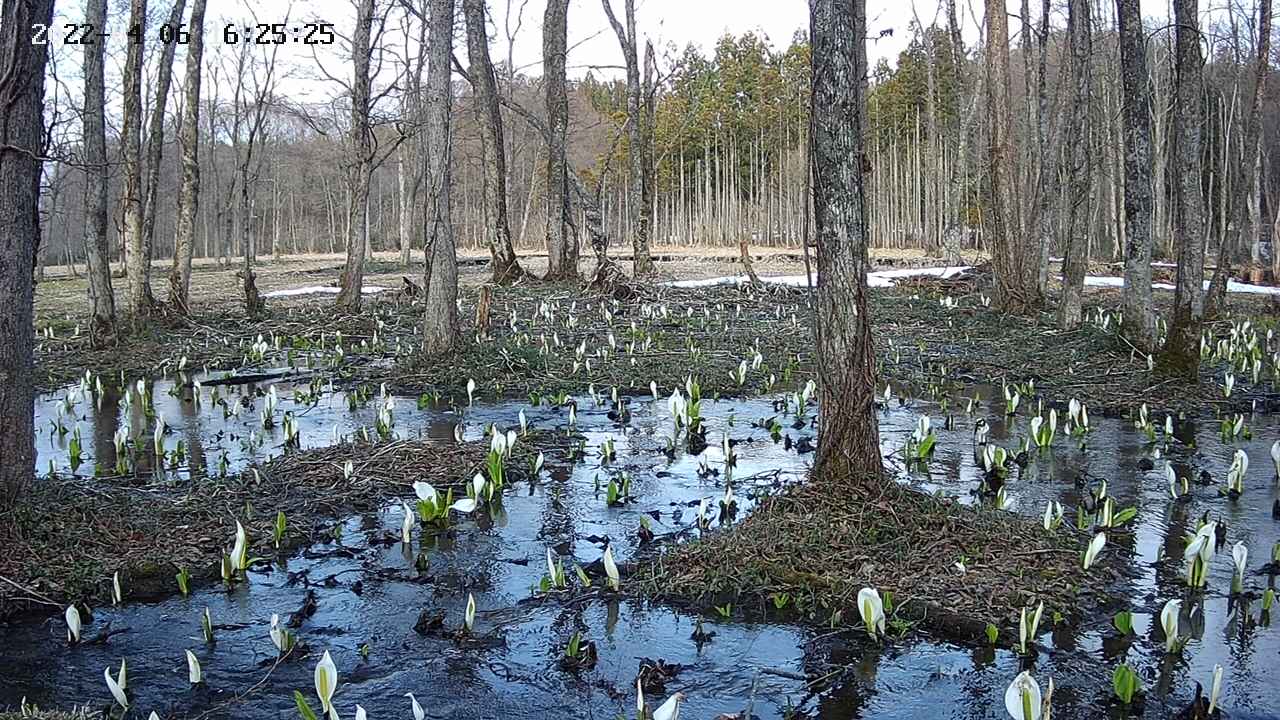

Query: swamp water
[[4, 375, 1279, 719]]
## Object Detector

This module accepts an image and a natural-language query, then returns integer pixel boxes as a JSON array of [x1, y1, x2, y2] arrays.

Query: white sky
[[183, 0, 937, 98]]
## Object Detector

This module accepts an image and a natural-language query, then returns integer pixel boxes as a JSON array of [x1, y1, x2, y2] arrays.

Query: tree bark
[[1205, 0, 1270, 316], [83, 0, 117, 342], [168, 0, 208, 312], [422, 0, 460, 354], [603, 0, 653, 275], [543, 0, 577, 280], [809, 0, 882, 480], [1116, 0, 1156, 350], [336, 0, 377, 310], [1057, 0, 1092, 328], [462, 0, 527, 284], [1161, 0, 1206, 376], [142, 0, 188, 270], [121, 0, 153, 317], [983, 0, 1039, 313], [0, 0, 56, 509]]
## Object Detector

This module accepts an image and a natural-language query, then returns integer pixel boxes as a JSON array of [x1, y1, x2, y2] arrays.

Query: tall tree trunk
[[422, 0, 460, 354], [543, 0, 577, 280], [1161, 0, 1206, 375], [121, 0, 152, 317], [983, 0, 1039, 312], [336, 0, 377, 310], [83, 0, 117, 343], [809, 0, 881, 480], [169, 0, 207, 312], [462, 0, 527, 284], [642, 40, 657, 259], [1057, 0, 1092, 328], [1205, 0, 1270, 316], [603, 0, 653, 275], [142, 0, 188, 269], [1116, 0, 1156, 350], [0, 0, 55, 510]]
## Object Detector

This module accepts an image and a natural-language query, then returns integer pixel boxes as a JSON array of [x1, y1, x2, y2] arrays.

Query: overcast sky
[[109, 0, 959, 101]]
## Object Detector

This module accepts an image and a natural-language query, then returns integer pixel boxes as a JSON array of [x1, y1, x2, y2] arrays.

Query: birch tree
[[462, 0, 527, 284], [0, 0, 57, 509], [141, 0, 188, 264], [336, 0, 379, 309], [1162, 0, 1206, 375], [83, 0, 117, 341], [422, 0, 460, 353], [603, 0, 654, 274], [542, 0, 577, 280], [1116, 0, 1156, 349], [121, 0, 152, 317], [809, 0, 881, 479], [1205, 0, 1271, 316], [1057, 0, 1092, 328], [983, 0, 1039, 312], [168, 0, 208, 312]]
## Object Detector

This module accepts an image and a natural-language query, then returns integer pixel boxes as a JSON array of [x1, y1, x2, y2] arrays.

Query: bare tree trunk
[[0, 0, 55, 509], [603, 0, 653, 275], [463, 0, 527, 284], [1116, 0, 1156, 350], [83, 0, 117, 342], [1205, 0, 1270, 316], [809, 0, 881, 480], [422, 0, 460, 354], [121, 0, 153, 317], [1161, 0, 1206, 375], [983, 0, 1039, 313], [543, 0, 576, 280], [336, 0, 377, 310], [168, 0, 207, 312], [142, 0, 188, 269], [1057, 0, 1092, 328]]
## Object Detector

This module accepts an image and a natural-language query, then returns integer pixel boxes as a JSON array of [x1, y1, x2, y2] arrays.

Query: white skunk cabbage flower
[[1232, 542, 1248, 577], [230, 521, 249, 571], [1083, 532, 1107, 570], [856, 587, 885, 639], [450, 497, 478, 514], [1208, 664, 1223, 715], [412, 482, 438, 504], [1004, 671, 1043, 720], [185, 650, 202, 684], [652, 692, 686, 720], [650, 381, 659, 399], [355, 705, 368, 720], [471, 473, 487, 498], [105, 663, 129, 709], [314, 650, 339, 719], [65, 605, 82, 643], [603, 545, 620, 591], [269, 614, 288, 652], [1160, 599, 1181, 653], [466, 378, 477, 406], [1270, 440, 1280, 478], [401, 501, 415, 544], [464, 593, 477, 632], [405, 693, 425, 720]]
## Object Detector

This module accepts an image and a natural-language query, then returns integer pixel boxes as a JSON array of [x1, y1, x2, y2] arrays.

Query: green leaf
[[294, 691, 318, 720], [985, 623, 998, 645]]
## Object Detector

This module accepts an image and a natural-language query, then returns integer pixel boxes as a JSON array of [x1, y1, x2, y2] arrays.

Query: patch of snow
[[669, 267, 1280, 297], [1083, 276, 1280, 296], [263, 285, 389, 299], [665, 266, 973, 290]]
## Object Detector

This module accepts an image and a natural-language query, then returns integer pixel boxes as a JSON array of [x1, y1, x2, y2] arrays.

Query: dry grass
[[0, 433, 562, 618], [635, 470, 1103, 643]]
